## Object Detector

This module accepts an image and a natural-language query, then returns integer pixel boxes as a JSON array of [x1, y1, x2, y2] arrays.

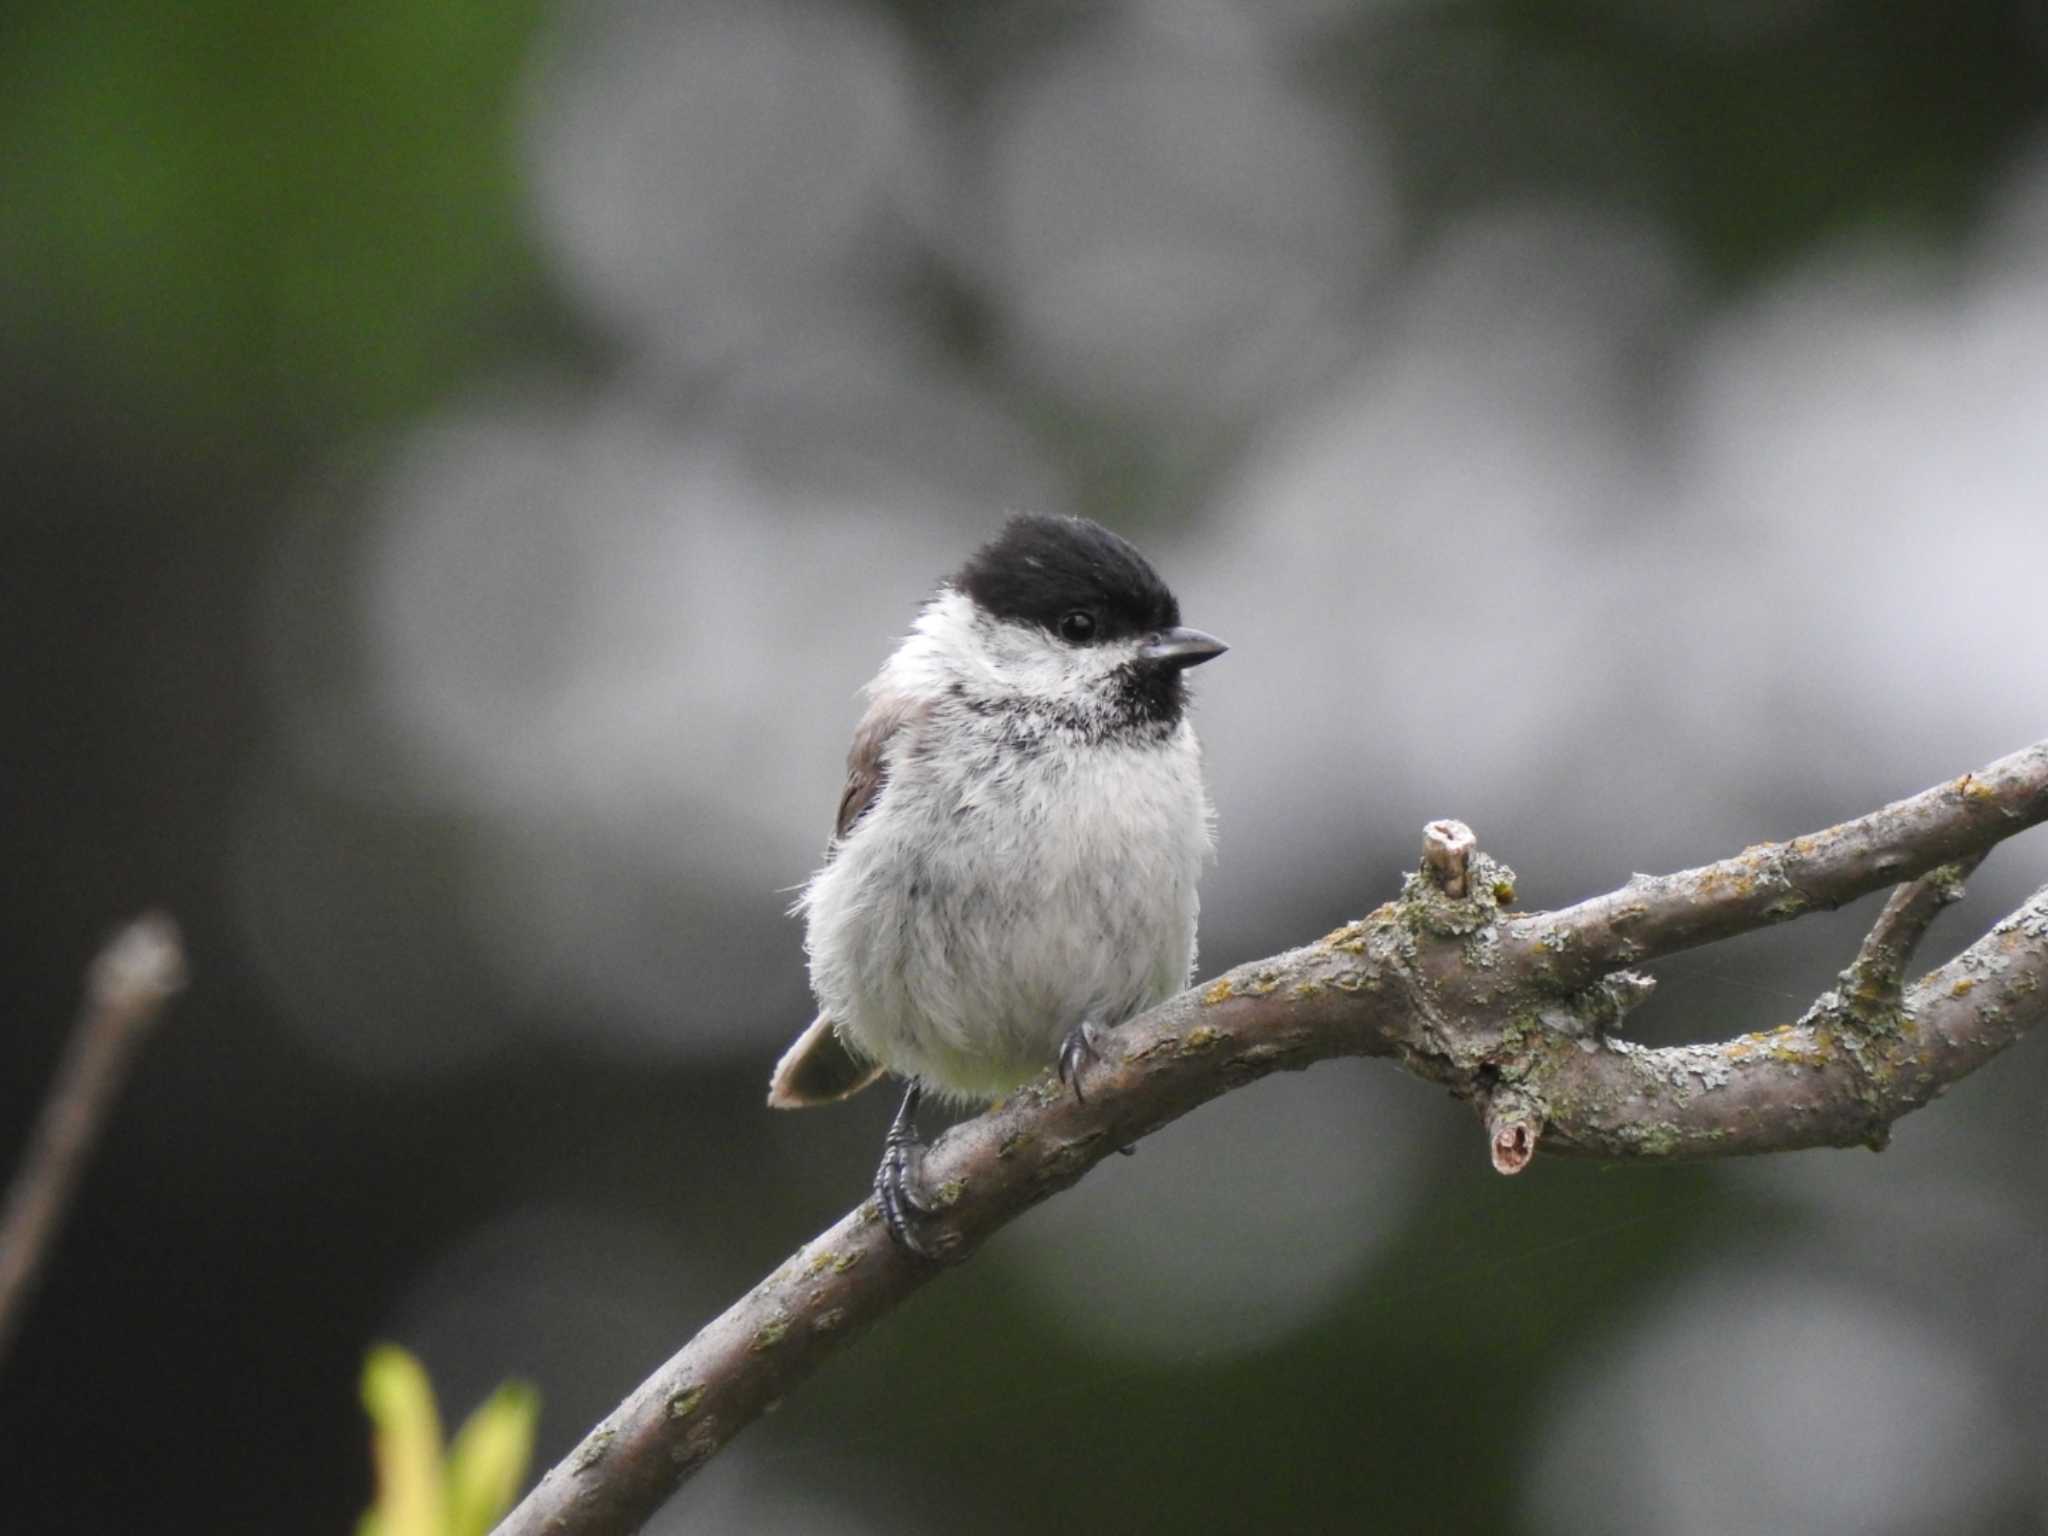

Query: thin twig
[[0, 913, 186, 1368], [495, 741, 2048, 1536], [1844, 853, 1985, 1005]]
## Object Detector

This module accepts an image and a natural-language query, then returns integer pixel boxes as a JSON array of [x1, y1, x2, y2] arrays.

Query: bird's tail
[[767, 1015, 885, 1108]]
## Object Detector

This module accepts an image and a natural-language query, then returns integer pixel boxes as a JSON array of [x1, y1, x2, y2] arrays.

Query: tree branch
[[1507, 742, 2048, 989], [494, 741, 2048, 1536], [0, 913, 186, 1369]]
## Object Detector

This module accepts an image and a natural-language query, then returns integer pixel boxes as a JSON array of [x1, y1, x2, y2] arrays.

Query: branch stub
[[1422, 820, 1477, 899]]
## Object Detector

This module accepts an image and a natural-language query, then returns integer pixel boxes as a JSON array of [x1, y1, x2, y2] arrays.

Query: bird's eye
[[1059, 610, 1096, 643]]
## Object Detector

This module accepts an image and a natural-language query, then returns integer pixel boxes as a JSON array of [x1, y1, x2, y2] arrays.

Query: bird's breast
[[806, 713, 1211, 1099]]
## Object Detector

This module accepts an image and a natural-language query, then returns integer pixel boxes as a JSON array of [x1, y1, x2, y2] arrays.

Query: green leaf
[[445, 1379, 541, 1536], [0, 0, 547, 435], [360, 1345, 445, 1536]]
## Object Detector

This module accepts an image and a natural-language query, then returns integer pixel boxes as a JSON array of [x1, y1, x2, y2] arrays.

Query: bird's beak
[[1138, 626, 1229, 670]]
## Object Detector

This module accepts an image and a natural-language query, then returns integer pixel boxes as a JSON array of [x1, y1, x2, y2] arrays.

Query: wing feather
[[832, 689, 922, 845], [769, 689, 926, 1109]]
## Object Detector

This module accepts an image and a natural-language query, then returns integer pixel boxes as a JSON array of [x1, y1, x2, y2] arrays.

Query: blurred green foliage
[[360, 1344, 539, 1536], [0, 0, 546, 436], [1350, 0, 2046, 283], [4, 0, 2041, 451]]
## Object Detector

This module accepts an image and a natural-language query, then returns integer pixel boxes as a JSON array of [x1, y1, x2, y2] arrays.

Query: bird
[[768, 513, 1227, 1260]]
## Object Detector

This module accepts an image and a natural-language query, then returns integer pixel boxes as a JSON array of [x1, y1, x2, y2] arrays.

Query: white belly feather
[[801, 714, 1212, 1103]]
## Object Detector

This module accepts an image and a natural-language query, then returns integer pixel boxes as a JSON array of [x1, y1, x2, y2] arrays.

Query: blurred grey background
[[5, 0, 2048, 1530]]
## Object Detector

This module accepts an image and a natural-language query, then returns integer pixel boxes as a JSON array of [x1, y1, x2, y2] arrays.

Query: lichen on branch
[[495, 739, 2048, 1536]]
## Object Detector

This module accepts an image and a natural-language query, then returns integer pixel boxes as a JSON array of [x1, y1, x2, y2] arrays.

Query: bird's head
[[922, 514, 1226, 732]]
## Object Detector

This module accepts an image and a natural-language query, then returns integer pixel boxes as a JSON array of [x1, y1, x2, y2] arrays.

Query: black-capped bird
[[770, 515, 1227, 1258]]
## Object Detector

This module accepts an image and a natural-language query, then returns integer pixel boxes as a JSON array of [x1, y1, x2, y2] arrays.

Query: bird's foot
[[874, 1082, 951, 1263], [1056, 1019, 1109, 1105], [875, 1135, 940, 1260]]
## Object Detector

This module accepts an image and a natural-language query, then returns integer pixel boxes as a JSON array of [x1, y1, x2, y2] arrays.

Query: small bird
[[769, 513, 1227, 1259]]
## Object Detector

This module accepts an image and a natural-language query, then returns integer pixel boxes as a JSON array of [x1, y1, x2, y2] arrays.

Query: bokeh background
[[6, 0, 2048, 1530]]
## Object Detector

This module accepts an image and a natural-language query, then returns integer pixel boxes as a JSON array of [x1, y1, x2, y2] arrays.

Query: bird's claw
[[874, 1082, 953, 1263], [876, 1137, 944, 1262], [1056, 1020, 1108, 1104]]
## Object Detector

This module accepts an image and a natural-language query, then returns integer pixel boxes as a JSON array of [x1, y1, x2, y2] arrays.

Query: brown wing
[[769, 691, 924, 1110], [833, 689, 921, 845]]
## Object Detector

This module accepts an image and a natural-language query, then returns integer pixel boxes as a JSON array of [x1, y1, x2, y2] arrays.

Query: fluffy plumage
[[772, 514, 1219, 1108]]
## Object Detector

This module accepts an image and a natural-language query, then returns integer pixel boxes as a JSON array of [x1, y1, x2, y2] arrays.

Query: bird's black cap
[[953, 514, 1180, 643]]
